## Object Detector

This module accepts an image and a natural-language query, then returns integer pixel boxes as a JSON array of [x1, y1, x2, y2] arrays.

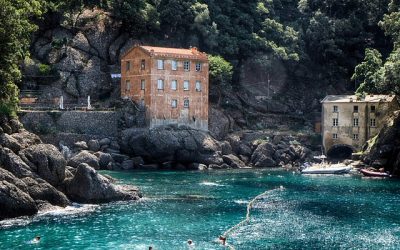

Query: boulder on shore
[[68, 150, 100, 169], [19, 144, 67, 187], [121, 126, 223, 165], [65, 163, 140, 203], [251, 142, 277, 167], [0, 180, 38, 220]]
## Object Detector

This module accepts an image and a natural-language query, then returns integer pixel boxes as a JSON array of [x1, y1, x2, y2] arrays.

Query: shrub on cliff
[[0, 0, 46, 116]]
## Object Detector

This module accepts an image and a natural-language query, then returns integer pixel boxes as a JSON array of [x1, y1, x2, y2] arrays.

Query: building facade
[[120, 46, 209, 130], [321, 94, 398, 154]]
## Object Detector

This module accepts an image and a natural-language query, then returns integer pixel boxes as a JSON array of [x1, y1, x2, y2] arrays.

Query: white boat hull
[[301, 165, 352, 174]]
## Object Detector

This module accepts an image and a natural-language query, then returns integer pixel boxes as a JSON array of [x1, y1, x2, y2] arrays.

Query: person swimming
[[219, 236, 226, 245], [187, 239, 195, 247], [30, 236, 41, 244]]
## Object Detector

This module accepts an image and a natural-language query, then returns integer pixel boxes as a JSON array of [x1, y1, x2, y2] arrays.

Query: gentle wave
[[38, 203, 99, 216], [0, 203, 99, 229]]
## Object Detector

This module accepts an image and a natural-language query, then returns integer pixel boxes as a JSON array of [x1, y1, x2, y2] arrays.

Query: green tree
[[352, 48, 383, 94], [0, 0, 46, 115], [208, 55, 233, 105]]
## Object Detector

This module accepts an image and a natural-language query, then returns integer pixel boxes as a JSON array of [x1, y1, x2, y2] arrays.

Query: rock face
[[19, 144, 66, 186], [65, 163, 139, 203], [0, 180, 38, 220], [363, 111, 400, 175], [251, 142, 277, 167], [0, 116, 141, 220], [68, 150, 100, 169], [121, 126, 223, 165]]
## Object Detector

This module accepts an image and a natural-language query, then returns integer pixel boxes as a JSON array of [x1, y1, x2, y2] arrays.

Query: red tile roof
[[123, 45, 208, 61]]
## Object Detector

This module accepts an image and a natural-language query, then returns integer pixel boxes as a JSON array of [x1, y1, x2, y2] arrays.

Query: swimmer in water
[[31, 236, 41, 244], [219, 236, 226, 245], [187, 239, 194, 249]]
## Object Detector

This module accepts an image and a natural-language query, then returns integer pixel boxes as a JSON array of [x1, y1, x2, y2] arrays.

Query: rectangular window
[[370, 119, 376, 127], [157, 79, 164, 90], [195, 62, 202, 71], [184, 99, 189, 108], [184, 61, 190, 71], [171, 99, 177, 108], [141, 79, 145, 90], [353, 134, 359, 140], [171, 60, 178, 70], [126, 61, 131, 71], [353, 105, 358, 113], [333, 118, 338, 127], [333, 105, 338, 112], [371, 105, 376, 112], [353, 118, 359, 127], [195, 81, 201, 91], [333, 133, 338, 139], [183, 80, 190, 91], [157, 59, 164, 70], [125, 80, 131, 91], [171, 80, 177, 90], [141, 59, 145, 70]]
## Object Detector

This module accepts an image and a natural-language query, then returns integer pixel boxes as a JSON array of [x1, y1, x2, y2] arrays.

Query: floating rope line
[[220, 186, 285, 249]]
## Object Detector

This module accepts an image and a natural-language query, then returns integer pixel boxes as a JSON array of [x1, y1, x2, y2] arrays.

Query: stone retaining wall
[[19, 111, 120, 138]]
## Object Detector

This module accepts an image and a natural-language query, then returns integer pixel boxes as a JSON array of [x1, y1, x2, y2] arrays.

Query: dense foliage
[[0, 0, 47, 115], [353, 0, 400, 95], [1, 0, 399, 114], [43, 0, 399, 92], [208, 55, 233, 105]]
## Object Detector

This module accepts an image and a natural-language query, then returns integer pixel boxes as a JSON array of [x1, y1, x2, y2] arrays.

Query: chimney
[[191, 47, 198, 53], [349, 97, 353, 102]]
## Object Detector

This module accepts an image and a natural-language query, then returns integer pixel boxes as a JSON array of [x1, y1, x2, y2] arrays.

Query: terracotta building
[[120, 45, 209, 130], [321, 94, 398, 155]]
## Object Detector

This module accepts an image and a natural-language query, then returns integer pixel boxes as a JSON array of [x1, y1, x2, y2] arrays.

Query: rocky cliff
[[362, 111, 400, 176], [24, 8, 335, 135], [0, 115, 140, 220]]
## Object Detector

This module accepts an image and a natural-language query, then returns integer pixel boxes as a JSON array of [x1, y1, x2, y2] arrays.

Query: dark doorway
[[327, 145, 354, 159]]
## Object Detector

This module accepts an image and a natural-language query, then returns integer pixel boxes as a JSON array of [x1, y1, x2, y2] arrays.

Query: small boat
[[301, 163, 352, 174], [359, 168, 391, 178]]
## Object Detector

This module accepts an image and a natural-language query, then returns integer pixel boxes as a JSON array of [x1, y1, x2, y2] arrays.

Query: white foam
[[0, 217, 31, 229], [234, 200, 249, 204], [38, 203, 98, 217], [199, 181, 224, 187]]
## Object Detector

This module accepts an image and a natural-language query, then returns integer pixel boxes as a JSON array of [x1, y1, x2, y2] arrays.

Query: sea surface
[[1, 169, 400, 249]]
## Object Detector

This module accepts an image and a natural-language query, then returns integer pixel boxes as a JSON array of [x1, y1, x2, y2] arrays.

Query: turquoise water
[[1, 169, 400, 249]]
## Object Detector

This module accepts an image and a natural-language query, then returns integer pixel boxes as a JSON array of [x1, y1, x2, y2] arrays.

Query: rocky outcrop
[[251, 142, 277, 167], [121, 126, 223, 166], [0, 116, 140, 220], [68, 150, 100, 169], [19, 144, 66, 186], [362, 111, 400, 175], [22, 177, 70, 207], [65, 163, 140, 203], [0, 179, 38, 220], [222, 154, 246, 168]]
